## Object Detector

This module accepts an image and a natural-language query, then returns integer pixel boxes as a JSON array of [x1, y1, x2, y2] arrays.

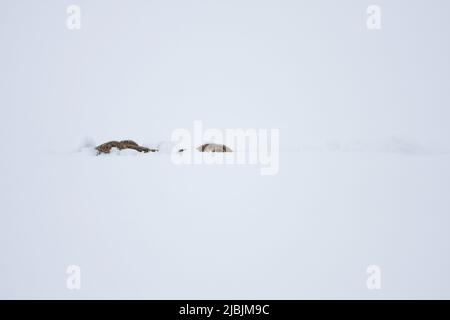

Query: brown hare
[[95, 140, 158, 155], [197, 143, 233, 152]]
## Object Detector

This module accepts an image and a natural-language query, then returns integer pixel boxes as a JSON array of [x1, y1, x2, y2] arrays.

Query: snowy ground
[[1, 144, 450, 299], [1, 0, 450, 299]]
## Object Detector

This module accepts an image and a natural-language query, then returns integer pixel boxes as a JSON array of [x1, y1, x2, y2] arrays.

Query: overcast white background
[[1, 0, 449, 299]]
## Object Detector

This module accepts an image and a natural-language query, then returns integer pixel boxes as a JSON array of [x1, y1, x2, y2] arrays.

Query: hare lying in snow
[[95, 140, 157, 155], [197, 143, 233, 152]]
